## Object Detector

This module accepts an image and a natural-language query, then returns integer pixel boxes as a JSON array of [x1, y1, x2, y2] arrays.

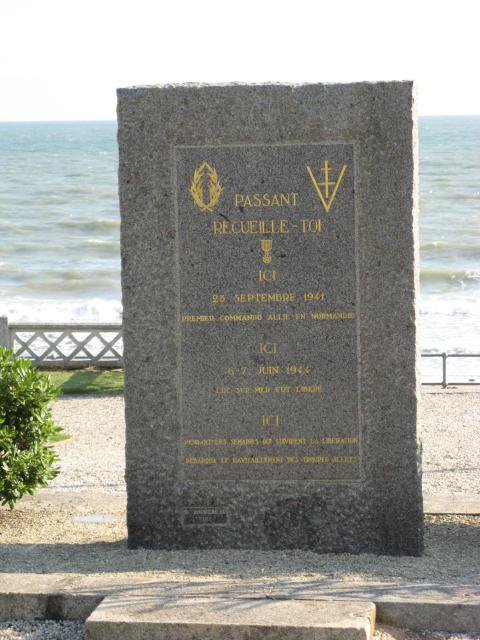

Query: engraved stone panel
[[176, 144, 358, 481]]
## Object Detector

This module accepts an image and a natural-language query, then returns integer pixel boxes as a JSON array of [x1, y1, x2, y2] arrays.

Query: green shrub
[[0, 348, 62, 508]]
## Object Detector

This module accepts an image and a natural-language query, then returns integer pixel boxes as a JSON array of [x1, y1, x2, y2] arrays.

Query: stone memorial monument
[[117, 82, 423, 555]]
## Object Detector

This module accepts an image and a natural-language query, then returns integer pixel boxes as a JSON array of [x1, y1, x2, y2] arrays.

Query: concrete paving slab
[[1, 574, 479, 633], [424, 494, 480, 515], [266, 582, 480, 633], [85, 594, 375, 640]]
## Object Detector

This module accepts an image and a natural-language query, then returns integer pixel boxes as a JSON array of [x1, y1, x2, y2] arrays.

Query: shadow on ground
[[0, 513, 478, 586]]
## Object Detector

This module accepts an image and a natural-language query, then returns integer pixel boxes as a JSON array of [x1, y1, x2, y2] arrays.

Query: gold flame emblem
[[190, 162, 223, 212]]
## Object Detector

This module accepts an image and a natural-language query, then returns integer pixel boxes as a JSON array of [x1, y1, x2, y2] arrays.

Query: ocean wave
[[421, 241, 477, 250], [0, 297, 122, 323], [86, 238, 118, 245], [58, 219, 119, 231], [420, 268, 480, 286], [455, 190, 480, 199], [0, 264, 119, 279], [420, 288, 480, 356]]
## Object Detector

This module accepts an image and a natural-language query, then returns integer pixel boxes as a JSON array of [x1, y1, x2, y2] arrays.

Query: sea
[[0, 118, 479, 383]]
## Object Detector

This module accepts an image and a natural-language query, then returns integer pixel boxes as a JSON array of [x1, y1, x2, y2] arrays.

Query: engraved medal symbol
[[260, 239, 273, 264], [190, 162, 223, 212], [307, 160, 347, 213]]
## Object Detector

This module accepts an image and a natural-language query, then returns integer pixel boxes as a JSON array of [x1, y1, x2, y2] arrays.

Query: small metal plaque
[[183, 508, 229, 526]]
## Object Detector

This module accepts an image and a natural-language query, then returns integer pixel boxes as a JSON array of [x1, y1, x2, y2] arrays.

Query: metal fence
[[0, 316, 478, 385], [421, 353, 480, 388]]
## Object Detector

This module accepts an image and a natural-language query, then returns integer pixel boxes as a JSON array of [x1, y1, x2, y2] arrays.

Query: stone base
[[85, 594, 375, 640]]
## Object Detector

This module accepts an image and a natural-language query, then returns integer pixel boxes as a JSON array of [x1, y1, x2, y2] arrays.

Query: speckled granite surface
[[117, 82, 422, 554]]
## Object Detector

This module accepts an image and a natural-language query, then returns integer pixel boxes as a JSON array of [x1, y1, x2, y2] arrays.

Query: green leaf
[[0, 347, 62, 508]]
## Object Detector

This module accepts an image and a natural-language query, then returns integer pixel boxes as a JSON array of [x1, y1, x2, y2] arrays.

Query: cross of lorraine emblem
[[307, 160, 347, 213]]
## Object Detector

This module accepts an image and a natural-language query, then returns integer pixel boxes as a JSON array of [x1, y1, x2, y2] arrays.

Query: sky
[[1, 0, 479, 121]]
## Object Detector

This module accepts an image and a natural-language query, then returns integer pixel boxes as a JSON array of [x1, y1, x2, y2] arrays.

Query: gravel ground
[[1, 506, 479, 583], [48, 390, 480, 496], [50, 395, 125, 493], [0, 620, 83, 640], [0, 620, 478, 640], [375, 628, 480, 640], [421, 391, 480, 495]]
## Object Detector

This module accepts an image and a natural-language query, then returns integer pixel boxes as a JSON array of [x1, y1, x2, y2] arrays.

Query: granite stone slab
[[117, 82, 423, 554], [85, 594, 375, 640]]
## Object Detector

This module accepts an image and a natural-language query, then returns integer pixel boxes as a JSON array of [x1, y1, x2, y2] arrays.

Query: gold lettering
[[276, 437, 306, 445], [234, 292, 294, 304], [296, 385, 322, 393], [255, 386, 271, 394], [260, 342, 277, 354], [304, 292, 325, 301], [233, 193, 299, 209], [310, 312, 355, 320], [230, 438, 259, 446], [331, 456, 356, 464], [219, 314, 262, 322], [213, 219, 288, 236], [323, 436, 358, 445], [285, 365, 311, 375], [259, 269, 277, 282], [213, 220, 224, 235], [301, 218, 322, 233], [185, 457, 217, 465], [184, 437, 227, 446], [258, 366, 279, 375], [262, 415, 281, 427], [232, 456, 284, 464], [275, 386, 291, 393], [182, 315, 215, 322], [303, 456, 329, 463]]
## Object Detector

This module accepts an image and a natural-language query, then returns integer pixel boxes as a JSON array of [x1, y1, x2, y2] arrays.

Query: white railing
[[0, 317, 123, 369]]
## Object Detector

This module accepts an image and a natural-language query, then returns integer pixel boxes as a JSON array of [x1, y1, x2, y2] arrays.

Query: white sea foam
[[0, 297, 122, 323]]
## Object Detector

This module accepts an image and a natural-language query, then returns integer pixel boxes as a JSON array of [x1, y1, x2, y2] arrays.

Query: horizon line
[[0, 114, 480, 124]]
